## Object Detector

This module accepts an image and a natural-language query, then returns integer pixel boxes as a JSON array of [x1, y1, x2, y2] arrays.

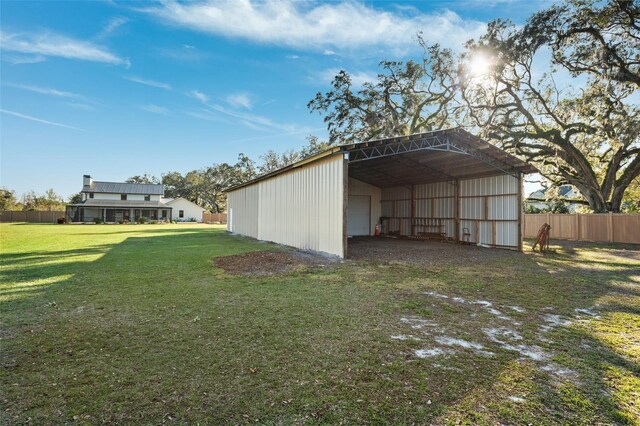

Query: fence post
[[576, 213, 581, 241], [608, 213, 614, 243]]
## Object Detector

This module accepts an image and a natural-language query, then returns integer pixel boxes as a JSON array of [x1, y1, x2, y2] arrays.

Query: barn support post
[[517, 172, 523, 252], [342, 155, 349, 258], [454, 179, 460, 243], [410, 184, 416, 236]]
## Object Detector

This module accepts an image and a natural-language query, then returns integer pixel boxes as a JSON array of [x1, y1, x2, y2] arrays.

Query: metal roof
[[69, 200, 171, 208], [225, 128, 538, 192], [345, 128, 537, 188], [82, 181, 164, 195]]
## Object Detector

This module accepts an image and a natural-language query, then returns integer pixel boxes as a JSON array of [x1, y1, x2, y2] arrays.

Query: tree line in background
[[124, 136, 332, 213], [0, 188, 68, 212], [0, 137, 330, 213]]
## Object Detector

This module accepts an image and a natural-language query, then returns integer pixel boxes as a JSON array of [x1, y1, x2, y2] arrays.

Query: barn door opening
[[348, 195, 370, 236]]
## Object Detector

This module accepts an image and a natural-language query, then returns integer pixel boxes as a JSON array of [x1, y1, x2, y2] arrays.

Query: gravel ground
[[215, 237, 639, 274], [347, 236, 521, 265]]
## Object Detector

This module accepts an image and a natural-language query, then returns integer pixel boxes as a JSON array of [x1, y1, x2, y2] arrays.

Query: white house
[[66, 175, 172, 222], [161, 197, 208, 222], [525, 185, 583, 212]]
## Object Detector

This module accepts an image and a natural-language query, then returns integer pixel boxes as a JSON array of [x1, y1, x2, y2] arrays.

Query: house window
[[144, 195, 150, 201], [89, 193, 94, 198], [179, 210, 184, 218], [121, 194, 127, 200]]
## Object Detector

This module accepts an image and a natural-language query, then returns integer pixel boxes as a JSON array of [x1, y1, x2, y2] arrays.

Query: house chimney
[[83, 175, 93, 188]]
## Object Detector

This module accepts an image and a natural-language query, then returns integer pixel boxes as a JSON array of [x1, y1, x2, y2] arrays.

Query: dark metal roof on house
[[225, 128, 538, 192], [69, 200, 171, 208], [82, 181, 164, 195]]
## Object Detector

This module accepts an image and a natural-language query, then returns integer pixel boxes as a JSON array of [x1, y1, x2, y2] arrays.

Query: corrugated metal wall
[[381, 186, 412, 235], [348, 178, 381, 235], [381, 182, 457, 238], [380, 174, 520, 249], [227, 184, 259, 238], [227, 155, 345, 257], [460, 175, 519, 248]]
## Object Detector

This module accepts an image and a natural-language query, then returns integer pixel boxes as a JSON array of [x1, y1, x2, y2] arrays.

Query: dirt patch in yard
[[214, 250, 335, 276]]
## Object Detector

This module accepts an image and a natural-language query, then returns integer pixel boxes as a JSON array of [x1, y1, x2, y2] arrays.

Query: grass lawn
[[1, 223, 639, 424]]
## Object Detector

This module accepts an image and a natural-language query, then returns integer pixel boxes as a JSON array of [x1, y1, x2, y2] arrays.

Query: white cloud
[[285, 54, 300, 60], [98, 16, 129, 38], [157, 44, 207, 61], [226, 92, 253, 109], [140, 0, 486, 51], [3, 54, 47, 65], [188, 99, 308, 134], [65, 102, 95, 111], [140, 104, 169, 115], [186, 109, 233, 125], [0, 108, 83, 131], [187, 90, 209, 103], [323, 49, 336, 56], [208, 102, 308, 134], [8, 83, 86, 100], [0, 30, 129, 66], [124, 76, 172, 90]]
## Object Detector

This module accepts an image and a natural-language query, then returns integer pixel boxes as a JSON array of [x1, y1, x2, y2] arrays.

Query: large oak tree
[[308, 0, 638, 212]]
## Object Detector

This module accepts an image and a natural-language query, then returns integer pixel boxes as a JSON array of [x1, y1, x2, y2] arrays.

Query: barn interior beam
[[347, 134, 519, 177]]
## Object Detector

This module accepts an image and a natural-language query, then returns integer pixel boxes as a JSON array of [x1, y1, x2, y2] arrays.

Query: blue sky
[[1, 0, 551, 198]]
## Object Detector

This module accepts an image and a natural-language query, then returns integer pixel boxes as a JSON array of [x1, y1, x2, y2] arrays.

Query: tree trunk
[[585, 188, 609, 213], [610, 185, 627, 213]]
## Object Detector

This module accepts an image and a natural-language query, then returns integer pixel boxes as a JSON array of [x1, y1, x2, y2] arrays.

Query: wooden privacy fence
[[203, 212, 227, 224], [523, 213, 640, 244], [0, 210, 65, 223]]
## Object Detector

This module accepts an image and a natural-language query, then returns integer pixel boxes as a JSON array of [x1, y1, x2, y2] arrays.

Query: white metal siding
[[347, 196, 371, 236], [348, 178, 381, 235], [459, 175, 520, 248], [381, 182, 456, 239], [380, 175, 520, 248], [227, 184, 260, 238], [227, 155, 345, 257]]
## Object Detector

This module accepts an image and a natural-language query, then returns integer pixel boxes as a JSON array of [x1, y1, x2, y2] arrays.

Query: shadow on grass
[[1, 229, 638, 424]]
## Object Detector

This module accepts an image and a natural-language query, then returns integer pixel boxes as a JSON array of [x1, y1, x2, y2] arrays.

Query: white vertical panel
[[414, 181, 454, 198], [460, 175, 518, 196], [226, 185, 259, 237], [227, 155, 345, 257], [349, 178, 381, 235], [488, 195, 518, 220], [381, 187, 411, 200], [461, 198, 483, 220], [459, 175, 520, 248]]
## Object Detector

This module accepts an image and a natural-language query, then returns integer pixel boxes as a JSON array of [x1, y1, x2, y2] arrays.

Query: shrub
[[117, 220, 124, 224], [94, 217, 104, 224], [150, 220, 158, 224], [137, 216, 147, 224], [57, 217, 66, 224]]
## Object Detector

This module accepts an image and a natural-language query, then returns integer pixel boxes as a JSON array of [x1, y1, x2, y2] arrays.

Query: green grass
[[1, 223, 639, 424]]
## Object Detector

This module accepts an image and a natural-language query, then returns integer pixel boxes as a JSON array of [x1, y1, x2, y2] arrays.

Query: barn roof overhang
[[344, 128, 537, 188], [225, 128, 537, 192]]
